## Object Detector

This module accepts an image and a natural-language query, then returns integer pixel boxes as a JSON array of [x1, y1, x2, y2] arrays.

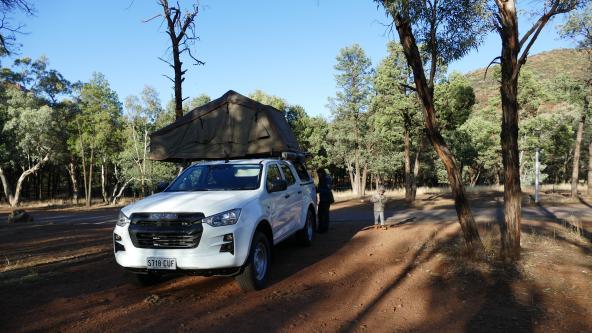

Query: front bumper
[[113, 220, 252, 271]]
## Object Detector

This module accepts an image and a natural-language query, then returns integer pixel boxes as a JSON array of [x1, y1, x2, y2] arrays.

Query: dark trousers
[[317, 202, 330, 233]]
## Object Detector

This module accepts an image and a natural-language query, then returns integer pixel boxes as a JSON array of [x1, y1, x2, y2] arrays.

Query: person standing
[[316, 168, 333, 233], [371, 186, 387, 229]]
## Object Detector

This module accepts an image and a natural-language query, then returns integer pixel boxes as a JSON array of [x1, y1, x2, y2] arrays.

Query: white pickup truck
[[113, 158, 317, 291]]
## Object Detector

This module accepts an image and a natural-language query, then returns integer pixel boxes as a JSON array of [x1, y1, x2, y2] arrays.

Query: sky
[[6, 0, 576, 117]]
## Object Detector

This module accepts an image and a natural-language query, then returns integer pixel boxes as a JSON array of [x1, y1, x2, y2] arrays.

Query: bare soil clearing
[[0, 192, 591, 333]]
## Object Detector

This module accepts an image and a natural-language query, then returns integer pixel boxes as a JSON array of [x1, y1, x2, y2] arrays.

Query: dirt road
[[1, 193, 591, 333]]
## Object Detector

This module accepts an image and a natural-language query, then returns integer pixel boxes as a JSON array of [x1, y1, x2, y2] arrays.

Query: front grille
[[128, 212, 204, 249]]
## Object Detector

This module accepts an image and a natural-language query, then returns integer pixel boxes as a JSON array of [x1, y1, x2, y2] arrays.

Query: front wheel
[[296, 209, 315, 246], [235, 231, 271, 291]]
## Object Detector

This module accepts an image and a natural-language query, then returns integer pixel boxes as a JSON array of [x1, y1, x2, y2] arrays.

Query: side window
[[280, 163, 296, 186], [293, 161, 311, 182], [266, 164, 282, 192]]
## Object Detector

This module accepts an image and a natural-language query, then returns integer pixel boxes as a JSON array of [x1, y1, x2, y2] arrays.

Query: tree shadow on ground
[[337, 205, 591, 333], [534, 201, 592, 246]]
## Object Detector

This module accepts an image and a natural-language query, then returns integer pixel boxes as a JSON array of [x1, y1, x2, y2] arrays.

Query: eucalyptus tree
[[328, 44, 373, 197], [371, 41, 422, 202], [559, 3, 591, 195], [70, 73, 123, 207], [0, 86, 58, 207], [376, 0, 488, 253], [123, 86, 165, 197], [491, 0, 582, 259]]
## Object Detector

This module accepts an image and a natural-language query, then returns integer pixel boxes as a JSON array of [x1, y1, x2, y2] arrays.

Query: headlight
[[202, 209, 241, 227], [117, 211, 130, 227]]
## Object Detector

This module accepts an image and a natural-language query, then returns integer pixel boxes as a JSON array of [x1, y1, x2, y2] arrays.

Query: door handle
[[284, 194, 290, 199]]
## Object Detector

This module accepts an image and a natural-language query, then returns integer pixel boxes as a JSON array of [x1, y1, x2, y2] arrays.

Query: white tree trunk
[[66, 162, 79, 204], [112, 178, 135, 205], [0, 166, 14, 204], [8, 154, 50, 207], [101, 161, 108, 204]]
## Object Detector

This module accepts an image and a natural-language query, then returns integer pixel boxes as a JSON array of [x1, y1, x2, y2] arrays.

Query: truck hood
[[121, 190, 258, 217]]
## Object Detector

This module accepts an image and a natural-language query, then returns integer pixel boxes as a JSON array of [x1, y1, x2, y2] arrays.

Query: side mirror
[[268, 179, 287, 193], [155, 181, 169, 193]]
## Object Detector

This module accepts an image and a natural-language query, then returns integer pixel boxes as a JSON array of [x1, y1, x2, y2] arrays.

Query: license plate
[[147, 257, 177, 270]]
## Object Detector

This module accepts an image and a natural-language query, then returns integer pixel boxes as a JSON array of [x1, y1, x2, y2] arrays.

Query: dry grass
[[332, 185, 504, 203], [432, 215, 591, 281]]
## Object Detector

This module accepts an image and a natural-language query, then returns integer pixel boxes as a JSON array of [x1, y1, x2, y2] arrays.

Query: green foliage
[[122, 86, 177, 192], [249, 90, 287, 111], [70, 72, 123, 161], [298, 116, 330, 170], [368, 41, 421, 177], [378, 0, 489, 67], [560, 2, 592, 50], [328, 44, 373, 169], [1, 86, 58, 164], [435, 72, 475, 132], [184, 93, 211, 111], [520, 113, 575, 184], [457, 108, 501, 184]]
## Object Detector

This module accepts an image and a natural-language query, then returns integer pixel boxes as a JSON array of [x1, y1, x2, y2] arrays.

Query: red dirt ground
[[0, 192, 591, 333]]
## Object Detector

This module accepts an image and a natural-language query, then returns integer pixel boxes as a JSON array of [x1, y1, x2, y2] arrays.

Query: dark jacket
[[317, 175, 333, 204]]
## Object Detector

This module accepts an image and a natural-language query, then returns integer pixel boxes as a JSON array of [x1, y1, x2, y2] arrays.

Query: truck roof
[[191, 159, 291, 166]]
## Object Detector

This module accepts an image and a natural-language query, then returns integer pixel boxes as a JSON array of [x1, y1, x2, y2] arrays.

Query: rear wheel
[[235, 231, 271, 291], [296, 209, 315, 246]]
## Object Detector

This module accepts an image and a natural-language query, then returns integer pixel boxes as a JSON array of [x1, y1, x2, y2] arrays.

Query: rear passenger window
[[280, 163, 296, 186], [266, 164, 282, 191], [293, 161, 311, 182]]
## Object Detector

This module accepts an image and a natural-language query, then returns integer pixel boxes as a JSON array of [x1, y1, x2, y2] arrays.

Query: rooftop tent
[[149, 90, 301, 161]]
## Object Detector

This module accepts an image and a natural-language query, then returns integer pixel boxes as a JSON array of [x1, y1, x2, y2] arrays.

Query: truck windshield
[[166, 164, 262, 191]]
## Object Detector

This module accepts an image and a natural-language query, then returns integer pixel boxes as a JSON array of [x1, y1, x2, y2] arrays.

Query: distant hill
[[464, 48, 589, 106]]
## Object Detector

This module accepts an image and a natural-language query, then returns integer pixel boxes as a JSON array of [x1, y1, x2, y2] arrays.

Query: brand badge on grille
[[150, 213, 177, 220]]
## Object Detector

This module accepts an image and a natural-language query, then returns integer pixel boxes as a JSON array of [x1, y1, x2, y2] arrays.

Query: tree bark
[[361, 164, 368, 197], [101, 161, 108, 204], [496, 1, 523, 260], [411, 139, 422, 201], [394, 14, 484, 253], [588, 138, 592, 196], [403, 115, 415, 203], [585, 97, 592, 196], [493, 0, 578, 260], [86, 148, 94, 207], [67, 161, 79, 204], [571, 109, 586, 197]]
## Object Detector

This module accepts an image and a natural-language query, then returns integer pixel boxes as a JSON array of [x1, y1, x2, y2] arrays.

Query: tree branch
[[484, 56, 501, 79]]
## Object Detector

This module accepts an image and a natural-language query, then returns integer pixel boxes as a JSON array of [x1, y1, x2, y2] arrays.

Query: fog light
[[114, 233, 122, 241], [114, 242, 125, 252], [220, 233, 234, 254]]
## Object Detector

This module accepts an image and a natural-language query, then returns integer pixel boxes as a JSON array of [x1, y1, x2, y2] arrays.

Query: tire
[[132, 272, 163, 286], [235, 231, 271, 291], [296, 209, 315, 246]]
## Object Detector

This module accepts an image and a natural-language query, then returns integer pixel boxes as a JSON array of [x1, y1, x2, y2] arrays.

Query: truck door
[[280, 162, 303, 234], [262, 163, 290, 242]]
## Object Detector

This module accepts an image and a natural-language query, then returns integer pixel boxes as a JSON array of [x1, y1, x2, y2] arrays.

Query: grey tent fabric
[[149, 90, 301, 161]]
